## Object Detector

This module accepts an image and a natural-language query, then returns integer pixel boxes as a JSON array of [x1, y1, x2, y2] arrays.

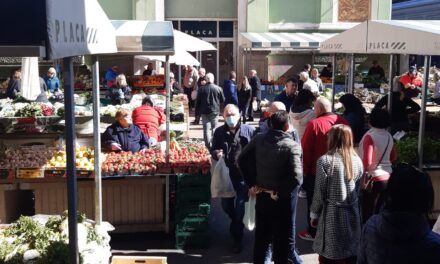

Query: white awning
[[46, 0, 117, 59], [173, 30, 216, 52], [320, 20, 440, 55], [241, 32, 337, 50], [135, 49, 200, 67]]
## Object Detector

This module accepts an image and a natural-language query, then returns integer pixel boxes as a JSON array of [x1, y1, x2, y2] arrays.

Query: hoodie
[[358, 211, 440, 264], [289, 106, 315, 140], [238, 129, 303, 197]]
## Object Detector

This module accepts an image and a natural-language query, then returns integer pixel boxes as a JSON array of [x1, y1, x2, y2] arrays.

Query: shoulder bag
[[361, 135, 391, 192]]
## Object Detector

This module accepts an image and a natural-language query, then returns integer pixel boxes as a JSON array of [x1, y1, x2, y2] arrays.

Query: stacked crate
[[175, 172, 211, 249]]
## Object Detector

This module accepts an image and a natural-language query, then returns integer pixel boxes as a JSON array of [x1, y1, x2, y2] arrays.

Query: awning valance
[[320, 20, 440, 55], [112, 20, 175, 55], [241, 32, 337, 50]]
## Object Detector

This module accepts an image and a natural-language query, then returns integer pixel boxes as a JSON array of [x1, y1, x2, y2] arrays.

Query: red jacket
[[132, 105, 165, 141], [301, 113, 348, 176], [399, 74, 423, 88]]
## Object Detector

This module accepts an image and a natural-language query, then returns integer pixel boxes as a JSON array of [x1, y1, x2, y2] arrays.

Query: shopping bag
[[210, 157, 235, 198], [433, 215, 440, 235], [252, 100, 258, 112], [243, 195, 256, 230], [191, 89, 198, 101]]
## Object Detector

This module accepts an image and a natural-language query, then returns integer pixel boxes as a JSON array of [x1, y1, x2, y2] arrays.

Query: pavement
[[110, 114, 319, 264]]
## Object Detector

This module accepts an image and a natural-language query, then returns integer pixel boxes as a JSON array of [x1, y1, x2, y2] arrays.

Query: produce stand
[[320, 20, 440, 217]]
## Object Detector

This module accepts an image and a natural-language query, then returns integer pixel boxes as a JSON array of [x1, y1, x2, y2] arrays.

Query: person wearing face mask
[[211, 104, 255, 253]]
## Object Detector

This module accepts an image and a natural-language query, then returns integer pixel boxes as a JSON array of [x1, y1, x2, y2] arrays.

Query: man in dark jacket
[[211, 104, 255, 253], [274, 78, 298, 112], [195, 72, 225, 148], [238, 111, 303, 264], [223, 71, 238, 106], [247, 69, 261, 121]]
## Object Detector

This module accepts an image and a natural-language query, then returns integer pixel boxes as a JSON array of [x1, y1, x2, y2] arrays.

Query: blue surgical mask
[[225, 115, 239, 127]]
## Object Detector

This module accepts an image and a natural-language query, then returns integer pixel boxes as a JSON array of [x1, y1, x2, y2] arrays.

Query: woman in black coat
[[237, 76, 252, 123], [102, 109, 149, 153]]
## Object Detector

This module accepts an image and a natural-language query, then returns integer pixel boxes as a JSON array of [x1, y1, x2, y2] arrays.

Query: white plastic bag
[[191, 89, 198, 101], [210, 157, 235, 198], [433, 215, 440, 235], [243, 195, 256, 230], [252, 100, 258, 112]]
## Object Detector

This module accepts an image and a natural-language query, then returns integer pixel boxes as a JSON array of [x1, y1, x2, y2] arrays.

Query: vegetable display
[[0, 212, 112, 264]]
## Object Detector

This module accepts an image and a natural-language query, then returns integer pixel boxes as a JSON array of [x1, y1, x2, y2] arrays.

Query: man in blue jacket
[[274, 78, 297, 112], [223, 71, 238, 106], [211, 104, 255, 253]]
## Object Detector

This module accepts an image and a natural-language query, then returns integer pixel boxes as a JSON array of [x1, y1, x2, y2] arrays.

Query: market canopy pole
[[418, 55, 430, 169], [387, 55, 394, 113], [63, 57, 79, 264], [331, 54, 336, 112], [92, 55, 103, 224], [165, 55, 171, 233]]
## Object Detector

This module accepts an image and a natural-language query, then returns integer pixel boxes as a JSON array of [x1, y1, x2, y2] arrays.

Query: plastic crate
[[175, 203, 210, 220], [176, 173, 210, 188], [176, 216, 209, 232], [16, 168, 44, 179], [175, 230, 209, 249], [176, 187, 211, 204]]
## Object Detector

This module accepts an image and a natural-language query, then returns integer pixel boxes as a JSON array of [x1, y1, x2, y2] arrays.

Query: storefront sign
[[320, 43, 343, 50], [368, 42, 407, 51], [181, 21, 217, 38], [46, 0, 116, 59]]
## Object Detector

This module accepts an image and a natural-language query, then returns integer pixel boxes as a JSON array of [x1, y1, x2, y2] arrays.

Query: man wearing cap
[[44, 67, 60, 94], [399, 65, 423, 98]]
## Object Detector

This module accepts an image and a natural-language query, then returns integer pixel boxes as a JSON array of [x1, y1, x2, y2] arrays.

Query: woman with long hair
[[110, 74, 132, 105], [237, 76, 252, 124], [310, 124, 363, 264]]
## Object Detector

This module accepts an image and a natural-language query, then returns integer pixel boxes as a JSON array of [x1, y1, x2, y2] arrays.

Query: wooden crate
[[111, 256, 166, 264]]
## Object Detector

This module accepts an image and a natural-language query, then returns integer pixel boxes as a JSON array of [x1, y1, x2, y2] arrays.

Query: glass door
[[201, 42, 217, 84]]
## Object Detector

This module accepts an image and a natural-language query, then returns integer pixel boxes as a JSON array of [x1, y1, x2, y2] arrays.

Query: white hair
[[223, 104, 239, 116], [269, 101, 286, 113], [300, 71, 309, 80], [315, 96, 332, 113], [48, 67, 57, 75], [250, 69, 257, 76], [199, 68, 206, 74], [206, 72, 215, 83]]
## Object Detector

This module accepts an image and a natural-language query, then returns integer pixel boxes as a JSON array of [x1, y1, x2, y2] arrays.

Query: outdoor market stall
[[320, 20, 440, 217]]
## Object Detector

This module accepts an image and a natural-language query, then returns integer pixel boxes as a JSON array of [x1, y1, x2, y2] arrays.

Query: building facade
[[98, 0, 392, 85]]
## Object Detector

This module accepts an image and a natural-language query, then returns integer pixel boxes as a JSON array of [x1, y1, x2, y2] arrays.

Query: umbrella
[[173, 30, 216, 52]]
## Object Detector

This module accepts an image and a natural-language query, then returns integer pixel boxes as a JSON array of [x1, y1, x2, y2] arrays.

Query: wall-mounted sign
[[181, 21, 217, 38]]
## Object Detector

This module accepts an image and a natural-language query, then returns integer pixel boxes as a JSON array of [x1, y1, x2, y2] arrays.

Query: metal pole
[[331, 54, 336, 112], [418, 55, 430, 169], [165, 56, 171, 233], [349, 54, 355, 94], [92, 56, 102, 224], [387, 55, 394, 114], [63, 57, 79, 264]]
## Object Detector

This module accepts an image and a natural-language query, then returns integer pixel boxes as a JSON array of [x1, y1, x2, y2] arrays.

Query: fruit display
[[101, 149, 158, 176], [45, 146, 95, 171], [132, 75, 165, 88], [353, 88, 383, 104], [169, 140, 211, 174]]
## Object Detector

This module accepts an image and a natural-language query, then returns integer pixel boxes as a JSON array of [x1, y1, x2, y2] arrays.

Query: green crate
[[176, 186, 211, 204], [176, 202, 210, 220], [175, 230, 209, 249], [176, 216, 209, 232], [176, 173, 211, 188]]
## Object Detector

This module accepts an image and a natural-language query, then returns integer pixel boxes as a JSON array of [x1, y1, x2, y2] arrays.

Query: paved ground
[[110, 114, 319, 264]]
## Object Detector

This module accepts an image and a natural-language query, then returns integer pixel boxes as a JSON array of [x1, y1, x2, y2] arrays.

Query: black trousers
[[362, 180, 388, 224], [184, 87, 195, 109], [254, 189, 299, 264], [303, 175, 316, 236]]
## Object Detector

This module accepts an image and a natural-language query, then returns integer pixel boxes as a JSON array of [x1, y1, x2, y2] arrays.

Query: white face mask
[[225, 115, 239, 127]]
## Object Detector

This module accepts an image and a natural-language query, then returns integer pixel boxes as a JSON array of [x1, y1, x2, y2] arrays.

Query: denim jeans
[[201, 113, 219, 149], [303, 176, 316, 236], [221, 181, 248, 243], [260, 186, 303, 264]]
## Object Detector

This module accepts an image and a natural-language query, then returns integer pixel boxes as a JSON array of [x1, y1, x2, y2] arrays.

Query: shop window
[[202, 43, 217, 83], [181, 21, 217, 38], [219, 21, 234, 38]]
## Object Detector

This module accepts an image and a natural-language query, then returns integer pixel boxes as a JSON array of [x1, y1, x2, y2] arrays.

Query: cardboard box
[[111, 256, 167, 264]]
